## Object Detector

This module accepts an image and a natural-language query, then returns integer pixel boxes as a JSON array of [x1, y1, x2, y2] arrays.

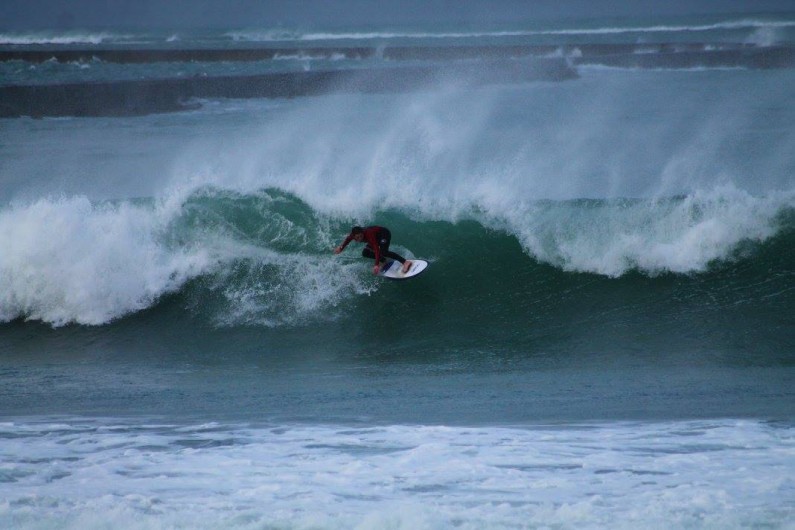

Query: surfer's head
[[350, 226, 364, 242]]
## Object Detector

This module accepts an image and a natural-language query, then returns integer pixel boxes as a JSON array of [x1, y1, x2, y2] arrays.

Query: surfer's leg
[[377, 229, 406, 265], [364, 246, 398, 265], [377, 229, 411, 271], [384, 250, 405, 263], [382, 247, 412, 272], [376, 230, 393, 264], [393, 254, 412, 273]]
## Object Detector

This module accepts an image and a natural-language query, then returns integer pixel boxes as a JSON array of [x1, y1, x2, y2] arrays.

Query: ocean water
[[1, 12, 794, 529]]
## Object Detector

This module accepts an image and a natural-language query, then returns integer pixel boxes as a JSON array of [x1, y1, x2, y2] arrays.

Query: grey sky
[[1, 0, 794, 30]]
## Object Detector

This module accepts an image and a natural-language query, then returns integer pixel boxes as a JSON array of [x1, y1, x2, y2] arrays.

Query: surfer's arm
[[334, 235, 353, 254]]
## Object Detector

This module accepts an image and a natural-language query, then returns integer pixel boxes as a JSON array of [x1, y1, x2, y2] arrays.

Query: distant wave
[[2, 17, 793, 47], [529, 18, 795, 37], [226, 19, 795, 42], [3, 18, 792, 48], [0, 31, 128, 45], [272, 52, 349, 62]]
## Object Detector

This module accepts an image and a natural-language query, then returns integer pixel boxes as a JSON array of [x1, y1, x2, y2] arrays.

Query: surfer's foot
[[401, 260, 413, 273]]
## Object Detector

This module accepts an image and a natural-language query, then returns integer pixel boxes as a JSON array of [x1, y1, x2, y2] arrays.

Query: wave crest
[[507, 187, 791, 276], [0, 196, 211, 326]]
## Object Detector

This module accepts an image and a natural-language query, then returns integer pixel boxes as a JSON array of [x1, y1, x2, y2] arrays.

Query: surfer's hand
[[373, 264, 380, 275], [334, 246, 342, 254]]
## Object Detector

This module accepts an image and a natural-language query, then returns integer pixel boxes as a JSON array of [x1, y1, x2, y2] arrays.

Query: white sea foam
[[0, 31, 126, 45], [504, 186, 791, 276], [204, 242, 375, 328], [0, 196, 213, 326], [0, 419, 791, 529], [0, 190, 375, 327]]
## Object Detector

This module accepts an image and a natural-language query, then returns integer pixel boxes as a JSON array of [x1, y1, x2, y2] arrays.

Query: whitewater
[[1, 10, 794, 530]]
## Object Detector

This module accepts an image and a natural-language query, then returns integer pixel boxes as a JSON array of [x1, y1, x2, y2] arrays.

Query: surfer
[[334, 226, 413, 275]]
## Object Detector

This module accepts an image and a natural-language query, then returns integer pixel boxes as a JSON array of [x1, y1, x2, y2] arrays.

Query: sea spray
[[0, 195, 213, 326], [502, 186, 791, 276]]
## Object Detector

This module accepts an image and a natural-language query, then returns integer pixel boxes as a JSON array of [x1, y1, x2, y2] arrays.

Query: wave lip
[[497, 188, 793, 277]]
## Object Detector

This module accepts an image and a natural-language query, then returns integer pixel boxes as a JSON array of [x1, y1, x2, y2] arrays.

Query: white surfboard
[[378, 259, 429, 280]]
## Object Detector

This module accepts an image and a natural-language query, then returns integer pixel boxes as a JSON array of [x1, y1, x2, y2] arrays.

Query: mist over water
[[161, 68, 794, 203]]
